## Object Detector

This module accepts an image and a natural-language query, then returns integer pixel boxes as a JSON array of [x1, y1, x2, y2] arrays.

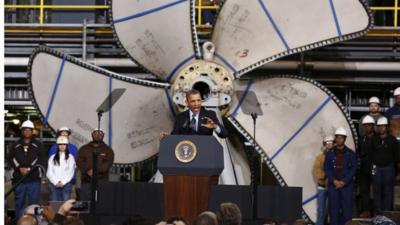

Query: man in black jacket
[[162, 89, 228, 138], [7, 120, 46, 218], [358, 115, 375, 218], [372, 116, 399, 215]]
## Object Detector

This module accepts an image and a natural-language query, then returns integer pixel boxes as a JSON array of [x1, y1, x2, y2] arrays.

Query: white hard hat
[[335, 127, 347, 136], [323, 135, 334, 143], [56, 136, 69, 144], [394, 87, 400, 96], [57, 126, 71, 134], [362, 115, 375, 124], [92, 128, 104, 133], [21, 120, 34, 129], [377, 117, 388, 126], [368, 96, 380, 105]]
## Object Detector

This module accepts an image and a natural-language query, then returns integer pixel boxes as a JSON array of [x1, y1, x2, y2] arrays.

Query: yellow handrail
[[370, 7, 397, 10], [4, 5, 109, 9], [5, 5, 41, 9], [39, 0, 44, 24], [197, 0, 202, 26], [5, 4, 110, 24], [395, 0, 398, 27], [3, 2, 399, 27]]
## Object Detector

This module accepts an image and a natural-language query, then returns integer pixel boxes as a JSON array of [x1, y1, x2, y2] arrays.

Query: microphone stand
[[90, 111, 103, 217], [5, 165, 44, 198], [250, 112, 258, 220], [5, 165, 45, 217]]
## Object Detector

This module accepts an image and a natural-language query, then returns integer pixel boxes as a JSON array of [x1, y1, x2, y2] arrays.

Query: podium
[[158, 135, 224, 223]]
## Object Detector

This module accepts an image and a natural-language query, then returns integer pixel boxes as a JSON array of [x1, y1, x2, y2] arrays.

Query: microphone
[[97, 110, 104, 118], [183, 119, 189, 129], [251, 112, 257, 120]]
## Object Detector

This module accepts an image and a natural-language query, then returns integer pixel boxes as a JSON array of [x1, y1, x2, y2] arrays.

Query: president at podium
[[162, 89, 228, 138]]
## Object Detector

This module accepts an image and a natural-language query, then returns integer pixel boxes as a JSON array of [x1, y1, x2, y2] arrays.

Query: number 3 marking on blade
[[236, 49, 249, 58]]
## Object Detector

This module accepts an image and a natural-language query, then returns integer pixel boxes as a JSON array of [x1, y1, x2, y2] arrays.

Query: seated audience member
[[17, 215, 38, 225], [292, 219, 306, 225], [216, 202, 242, 225], [194, 211, 218, 225], [51, 199, 76, 224], [122, 215, 149, 225], [263, 219, 277, 225], [166, 216, 188, 225], [23, 204, 54, 225], [62, 216, 85, 225]]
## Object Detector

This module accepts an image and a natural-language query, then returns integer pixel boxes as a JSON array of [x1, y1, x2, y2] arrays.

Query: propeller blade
[[111, 0, 200, 81], [211, 0, 372, 77], [226, 75, 357, 223], [28, 46, 175, 163]]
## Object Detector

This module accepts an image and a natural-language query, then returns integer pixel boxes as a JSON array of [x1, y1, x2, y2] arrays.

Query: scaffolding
[[4, 0, 400, 36]]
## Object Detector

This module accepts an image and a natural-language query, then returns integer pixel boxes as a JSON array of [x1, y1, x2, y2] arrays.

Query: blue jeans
[[49, 182, 72, 201], [316, 187, 327, 225], [373, 163, 395, 214], [14, 181, 41, 218], [328, 184, 353, 225]]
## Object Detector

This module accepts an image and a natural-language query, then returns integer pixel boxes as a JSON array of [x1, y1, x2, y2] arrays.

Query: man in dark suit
[[161, 89, 228, 138]]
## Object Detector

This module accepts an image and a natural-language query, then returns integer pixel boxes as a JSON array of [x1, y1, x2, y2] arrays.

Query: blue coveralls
[[324, 146, 357, 225]]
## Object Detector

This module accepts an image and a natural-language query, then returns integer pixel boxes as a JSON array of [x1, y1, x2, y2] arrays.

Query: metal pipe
[[5, 57, 400, 71], [82, 19, 87, 61]]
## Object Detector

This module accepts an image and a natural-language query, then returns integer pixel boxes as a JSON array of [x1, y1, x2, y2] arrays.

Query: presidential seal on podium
[[175, 140, 197, 163]]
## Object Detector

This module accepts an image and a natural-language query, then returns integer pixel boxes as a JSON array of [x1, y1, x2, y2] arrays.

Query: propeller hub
[[171, 60, 234, 114]]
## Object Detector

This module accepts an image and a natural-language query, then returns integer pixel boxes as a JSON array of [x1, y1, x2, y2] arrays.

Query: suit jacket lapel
[[183, 110, 190, 132], [197, 108, 205, 133]]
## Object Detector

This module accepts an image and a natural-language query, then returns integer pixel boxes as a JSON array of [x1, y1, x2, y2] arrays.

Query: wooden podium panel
[[159, 135, 224, 224], [164, 175, 218, 224]]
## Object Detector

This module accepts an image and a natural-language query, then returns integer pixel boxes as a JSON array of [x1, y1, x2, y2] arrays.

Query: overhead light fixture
[[12, 119, 20, 125]]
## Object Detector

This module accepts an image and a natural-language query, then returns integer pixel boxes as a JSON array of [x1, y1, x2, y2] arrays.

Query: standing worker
[[371, 116, 399, 215], [312, 135, 334, 225], [7, 120, 46, 218], [324, 128, 357, 225], [386, 87, 400, 140], [76, 129, 114, 184], [386, 87, 400, 122], [47, 136, 76, 201], [48, 126, 78, 159], [358, 96, 382, 137], [358, 115, 376, 218]]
